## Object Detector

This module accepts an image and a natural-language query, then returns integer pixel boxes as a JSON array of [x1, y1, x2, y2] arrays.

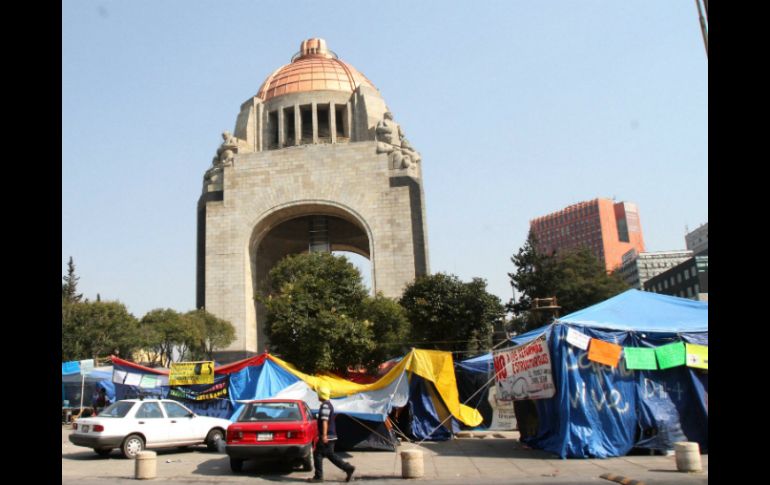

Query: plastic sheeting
[[556, 289, 708, 333], [273, 371, 409, 422], [524, 323, 708, 458], [335, 414, 397, 451], [229, 358, 300, 403], [407, 375, 459, 440], [270, 349, 482, 427], [111, 357, 170, 400], [456, 290, 708, 457]]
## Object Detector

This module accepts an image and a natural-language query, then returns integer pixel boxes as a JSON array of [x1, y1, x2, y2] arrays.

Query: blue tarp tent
[[461, 290, 708, 458], [62, 365, 116, 407]]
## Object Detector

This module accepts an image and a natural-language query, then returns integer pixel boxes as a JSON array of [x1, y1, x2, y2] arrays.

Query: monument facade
[[197, 38, 430, 360]]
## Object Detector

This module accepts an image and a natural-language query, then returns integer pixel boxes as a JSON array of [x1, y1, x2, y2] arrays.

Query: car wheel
[[94, 448, 112, 457], [121, 434, 145, 459], [230, 457, 244, 473], [301, 453, 313, 471], [206, 428, 224, 451]]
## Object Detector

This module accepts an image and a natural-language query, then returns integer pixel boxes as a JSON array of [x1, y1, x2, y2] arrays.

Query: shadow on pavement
[[64, 446, 207, 461], [418, 438, 559, 459], [192, 455, 310, 480]]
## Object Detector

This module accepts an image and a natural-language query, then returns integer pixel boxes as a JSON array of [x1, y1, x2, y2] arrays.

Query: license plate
[[257, 433, 273, 441], [81, 425, 90, 433]]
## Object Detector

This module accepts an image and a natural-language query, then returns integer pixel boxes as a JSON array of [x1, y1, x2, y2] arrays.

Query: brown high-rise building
[[529, 199, 645, 272]]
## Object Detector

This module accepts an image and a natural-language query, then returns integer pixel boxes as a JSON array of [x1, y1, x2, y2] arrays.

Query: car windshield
[[239, 402, 302, 422], [98, 401, 135, 418]]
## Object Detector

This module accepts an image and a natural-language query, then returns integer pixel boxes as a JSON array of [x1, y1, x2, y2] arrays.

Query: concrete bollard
[[674, 442, 702, 472], [135, 450, 157, 480], [401, 449, 424, 478]]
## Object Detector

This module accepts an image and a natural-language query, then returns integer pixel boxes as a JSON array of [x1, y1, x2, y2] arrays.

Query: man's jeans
[[313, 439, 353, 478]]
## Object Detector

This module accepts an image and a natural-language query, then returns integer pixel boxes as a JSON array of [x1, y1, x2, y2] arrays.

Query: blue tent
[[461, 290, 708, 458]]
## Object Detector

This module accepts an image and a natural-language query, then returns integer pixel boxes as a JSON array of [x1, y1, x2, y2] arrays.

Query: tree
[[359, 293, 410, 371], [400, 273, 504, 356], [140, 308, 201, 365], [62, 299, 142, 362], [62, 256, 83, 303], [508, 232, 629, 333], [261, 252, 375, 374], [184, 308, 236, 360]]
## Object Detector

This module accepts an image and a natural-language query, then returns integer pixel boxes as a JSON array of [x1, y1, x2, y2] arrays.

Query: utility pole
[[695, 0, 708, 58]]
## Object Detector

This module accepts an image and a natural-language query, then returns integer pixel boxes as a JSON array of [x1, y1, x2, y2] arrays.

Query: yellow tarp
[[268, 349, 483, 427]]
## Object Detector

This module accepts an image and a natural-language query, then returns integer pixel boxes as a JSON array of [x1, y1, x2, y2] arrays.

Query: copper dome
[[256, 38, 377, 101]]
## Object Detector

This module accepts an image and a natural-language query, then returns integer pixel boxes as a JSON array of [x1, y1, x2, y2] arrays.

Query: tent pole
[[79, 373, 85, 416]]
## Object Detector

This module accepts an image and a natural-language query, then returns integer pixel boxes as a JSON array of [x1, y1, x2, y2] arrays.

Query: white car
[[69, 398, 232, 458]]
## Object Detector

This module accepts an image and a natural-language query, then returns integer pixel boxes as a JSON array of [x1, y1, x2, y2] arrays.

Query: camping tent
[[460, 290, 708, 458], [109, 348, 481, 450], [62, 365, 116, 408]]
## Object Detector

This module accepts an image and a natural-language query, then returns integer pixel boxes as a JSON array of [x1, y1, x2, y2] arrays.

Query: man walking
[[309, 385, 355, 483]]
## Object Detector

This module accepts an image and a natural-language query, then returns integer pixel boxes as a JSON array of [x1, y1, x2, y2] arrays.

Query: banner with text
[[167, 374, 231, 419], [169, 361, 215, 386], [493, 334, 555, 401]]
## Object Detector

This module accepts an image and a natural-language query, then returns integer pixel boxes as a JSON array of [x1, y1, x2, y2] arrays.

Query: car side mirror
[[188, 413, 196, 418]]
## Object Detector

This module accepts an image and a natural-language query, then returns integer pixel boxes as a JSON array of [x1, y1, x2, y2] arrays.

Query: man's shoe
[[345, 466, 355, 482], [307, 477, 323, 483]]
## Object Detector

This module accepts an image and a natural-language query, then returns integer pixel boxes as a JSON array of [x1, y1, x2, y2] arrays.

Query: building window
[[335, 104, 347, 140], [317, 104, 331, 142], [677, 273, 682, 283], [267, 110, 279, 149], [687, 287, 693, 297], [283, 106, 296, 146], [300, 105, 313, 143]]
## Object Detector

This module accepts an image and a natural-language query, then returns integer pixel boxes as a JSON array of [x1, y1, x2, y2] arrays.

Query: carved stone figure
[[217, 131, 239, 165], [400, 137, 421, 168], [375, 112, 420, 170]]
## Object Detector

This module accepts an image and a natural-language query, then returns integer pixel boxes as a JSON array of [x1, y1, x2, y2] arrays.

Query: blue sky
[[62, 1, 707, 317]]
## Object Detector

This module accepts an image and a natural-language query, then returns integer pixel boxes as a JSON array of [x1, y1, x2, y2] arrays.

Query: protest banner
[[493, 334, 555, 401], [169, 361, 215, 386]]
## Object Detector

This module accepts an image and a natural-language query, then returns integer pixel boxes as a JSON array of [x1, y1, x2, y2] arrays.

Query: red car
[[225, 399, 318, 473]]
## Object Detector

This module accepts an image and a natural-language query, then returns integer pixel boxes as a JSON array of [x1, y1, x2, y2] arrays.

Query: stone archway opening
[[333, 250, 373, 295], [248, 205, 373, 352]]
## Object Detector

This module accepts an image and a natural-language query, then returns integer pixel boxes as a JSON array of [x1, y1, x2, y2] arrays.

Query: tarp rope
[[414, 330, 550, 444], [415, 369, 500, 446]]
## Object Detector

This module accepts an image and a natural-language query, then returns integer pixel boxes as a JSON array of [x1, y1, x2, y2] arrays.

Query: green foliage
[[360, 293, 410, 371], [184, 308, 237, 360], [62, 257, 83, 303], [261, 252, 376, 374], [62, 300, 141, 361], [139, 308, 201, 366], [508, 231, 630, 333], [400, 273, 504, 355]]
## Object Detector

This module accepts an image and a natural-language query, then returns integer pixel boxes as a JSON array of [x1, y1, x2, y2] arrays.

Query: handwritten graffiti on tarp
[[493, 335, 555, 401]]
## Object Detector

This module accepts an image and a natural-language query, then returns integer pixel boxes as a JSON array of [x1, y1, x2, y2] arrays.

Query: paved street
[[62, 426, 707, 484]]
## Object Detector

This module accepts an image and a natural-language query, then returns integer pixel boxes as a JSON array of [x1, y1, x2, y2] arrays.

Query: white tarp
[[271, 371, 410, 422]]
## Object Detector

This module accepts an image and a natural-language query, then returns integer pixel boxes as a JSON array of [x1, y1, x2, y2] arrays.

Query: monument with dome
[[197, 38, 430, 360]]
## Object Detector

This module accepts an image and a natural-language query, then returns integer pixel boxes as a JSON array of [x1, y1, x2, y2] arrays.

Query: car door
[[162, 400, 199, 444], [133, 401, 171, 446]]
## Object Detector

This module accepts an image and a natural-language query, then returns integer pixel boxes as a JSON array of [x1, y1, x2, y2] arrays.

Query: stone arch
[[245, 200, 375, 351]]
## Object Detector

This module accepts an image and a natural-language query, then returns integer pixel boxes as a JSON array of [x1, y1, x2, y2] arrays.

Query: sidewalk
[[62, 427, 708, 484]]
